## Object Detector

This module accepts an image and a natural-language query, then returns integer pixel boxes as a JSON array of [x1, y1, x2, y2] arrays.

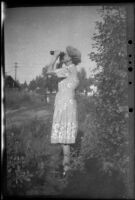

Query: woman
[[47, 46, 81, 176]]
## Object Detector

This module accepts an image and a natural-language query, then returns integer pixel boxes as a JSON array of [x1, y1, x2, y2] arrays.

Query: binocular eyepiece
[[50, 51, 65, 60], [50, 50, 55, 55]]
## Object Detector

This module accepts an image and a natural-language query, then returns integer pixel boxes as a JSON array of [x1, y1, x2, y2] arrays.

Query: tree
[[80, 6, 129, 193], [21, 81, 28, 90], [28, 79, 37, 91], [77, 68, 93, 95], [28, 65, 58, 93], [42, 66, 58, 93]]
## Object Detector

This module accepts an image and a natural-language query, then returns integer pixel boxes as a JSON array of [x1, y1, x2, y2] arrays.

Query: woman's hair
[[66, 46, 81, 65]]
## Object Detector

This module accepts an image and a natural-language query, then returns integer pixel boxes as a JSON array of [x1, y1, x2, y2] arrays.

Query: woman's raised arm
[[46, 50, 61, 74]]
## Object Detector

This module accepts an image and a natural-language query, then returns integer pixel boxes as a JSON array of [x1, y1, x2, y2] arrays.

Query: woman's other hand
[[54, 50, 61, 58], [47, 50, 61, 73]]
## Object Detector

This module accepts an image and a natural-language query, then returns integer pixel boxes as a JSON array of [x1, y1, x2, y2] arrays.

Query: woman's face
[[61, 52, 72, 66]]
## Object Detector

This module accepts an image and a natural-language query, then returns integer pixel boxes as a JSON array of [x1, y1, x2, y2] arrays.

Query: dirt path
[[5, 105, 52, 128]]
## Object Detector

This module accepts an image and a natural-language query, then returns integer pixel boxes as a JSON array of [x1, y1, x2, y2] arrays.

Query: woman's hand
[[47, 50, 61, 73], [54, 50, 61, 58]]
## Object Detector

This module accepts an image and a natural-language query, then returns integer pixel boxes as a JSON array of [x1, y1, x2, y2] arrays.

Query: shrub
[[77, 6, 129, 198], [76, 94, 95, 126]]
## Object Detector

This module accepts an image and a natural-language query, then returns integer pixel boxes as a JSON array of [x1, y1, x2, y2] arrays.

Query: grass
[[5, 117, 83, 196], [4, 91, 127, 198], [5, 88, 49, 110]]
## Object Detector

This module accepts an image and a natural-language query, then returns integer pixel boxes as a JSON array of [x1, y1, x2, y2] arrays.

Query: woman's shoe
[[63, 163, 70, 177]]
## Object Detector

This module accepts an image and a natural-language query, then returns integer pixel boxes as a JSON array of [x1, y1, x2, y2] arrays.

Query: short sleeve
[[53, 67, 69, 78]]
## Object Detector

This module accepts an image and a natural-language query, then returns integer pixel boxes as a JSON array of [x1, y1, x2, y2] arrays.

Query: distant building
[[5, 75, 20, 89]]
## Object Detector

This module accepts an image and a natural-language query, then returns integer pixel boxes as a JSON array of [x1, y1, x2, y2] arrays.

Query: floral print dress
[[51, 64, 79, 144]]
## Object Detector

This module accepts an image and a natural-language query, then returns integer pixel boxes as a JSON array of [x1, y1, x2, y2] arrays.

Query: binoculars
[[50, 50, 65, 60]]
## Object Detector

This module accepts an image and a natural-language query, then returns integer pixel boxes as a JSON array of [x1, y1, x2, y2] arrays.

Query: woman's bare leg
[[62, 144, 70, 172]]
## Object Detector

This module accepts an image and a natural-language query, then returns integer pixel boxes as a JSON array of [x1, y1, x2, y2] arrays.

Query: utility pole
[[14, 62, 18, 81]]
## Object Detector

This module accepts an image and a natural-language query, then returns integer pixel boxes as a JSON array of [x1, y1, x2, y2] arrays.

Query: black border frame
[[1, 1, 135, 199]]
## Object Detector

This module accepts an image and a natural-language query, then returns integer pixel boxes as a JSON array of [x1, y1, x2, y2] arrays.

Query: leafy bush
[[76, 94, 95, 125], [76, 6, 129, 197], [90, 5, 128, 175]]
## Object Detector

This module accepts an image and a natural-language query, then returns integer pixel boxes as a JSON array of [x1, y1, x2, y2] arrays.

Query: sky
[[4, 6, 102, 83]]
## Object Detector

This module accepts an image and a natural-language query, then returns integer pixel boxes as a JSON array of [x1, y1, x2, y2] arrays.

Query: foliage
[[28, 79, 37, 91], [28, 65, 94, 95], [20, 81, 28, 90], [5, 89, 31, 109], [80, 6, 128, 183], [5, 89, 44, 110], [6, 125, 33, 195], [6, 118, 67, 195], [76, 94, 95, 123], [5, 87, 127, 197], [28, 66, 58, 93], [6, 93, 95, 195], [77, 68, 94, 95]]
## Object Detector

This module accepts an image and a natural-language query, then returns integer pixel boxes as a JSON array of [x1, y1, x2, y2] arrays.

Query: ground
[[5, 105, 52, 128], [5, 100, 126, 198]]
